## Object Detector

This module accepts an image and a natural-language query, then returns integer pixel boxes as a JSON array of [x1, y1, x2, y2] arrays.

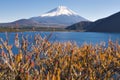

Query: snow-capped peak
[[40, 6, 79, 17]]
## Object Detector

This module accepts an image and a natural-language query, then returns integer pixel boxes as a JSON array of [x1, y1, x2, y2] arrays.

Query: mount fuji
[[0, 6, 88, 28], [30, 6, 88, 27]]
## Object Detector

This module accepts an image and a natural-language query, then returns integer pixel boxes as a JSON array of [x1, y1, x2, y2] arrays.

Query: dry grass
[[0, 33, 120, 80]]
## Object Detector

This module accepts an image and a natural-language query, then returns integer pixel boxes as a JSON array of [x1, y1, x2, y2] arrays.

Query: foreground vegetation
[[0, 33, 120, 80]]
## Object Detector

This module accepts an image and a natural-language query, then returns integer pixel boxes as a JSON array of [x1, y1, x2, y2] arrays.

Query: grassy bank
[[0, 27, 85, 32], [0, 33, 120, 80], [0, 27, 68, 32]]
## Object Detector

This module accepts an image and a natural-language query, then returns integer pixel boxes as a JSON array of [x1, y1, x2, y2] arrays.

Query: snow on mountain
[[40, 6, 79, 17], [30, 6, 88, 27]]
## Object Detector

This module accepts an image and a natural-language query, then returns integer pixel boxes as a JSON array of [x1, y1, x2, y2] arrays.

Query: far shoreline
[[0, 27, 85, 32]]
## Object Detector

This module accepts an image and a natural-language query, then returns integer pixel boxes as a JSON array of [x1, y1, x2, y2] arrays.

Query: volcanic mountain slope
[[0, 6, 88, 28], [30, 6, 88, 27], [0, 19, 41, 27]]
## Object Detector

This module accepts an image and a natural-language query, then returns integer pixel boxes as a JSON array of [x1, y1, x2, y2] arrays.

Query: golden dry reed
[[0, 33, 120, 80]]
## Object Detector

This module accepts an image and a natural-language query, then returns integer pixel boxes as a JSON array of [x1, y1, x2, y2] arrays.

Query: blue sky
[[0, 0, 120, 23]]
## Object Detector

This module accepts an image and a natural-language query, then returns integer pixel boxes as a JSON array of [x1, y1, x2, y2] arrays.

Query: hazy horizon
[[0, 0, 120, 23]]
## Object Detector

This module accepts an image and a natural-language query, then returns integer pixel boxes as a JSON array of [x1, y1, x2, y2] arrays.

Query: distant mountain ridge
[[0, 6, 88, 28], [87, 11, 120, 32], [66, 21, 92, 31], [67, 11, 120, 32]]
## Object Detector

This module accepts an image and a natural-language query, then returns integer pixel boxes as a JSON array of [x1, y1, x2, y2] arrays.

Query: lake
[[0, 31, 120, 45], [0, 31, 120, 54]]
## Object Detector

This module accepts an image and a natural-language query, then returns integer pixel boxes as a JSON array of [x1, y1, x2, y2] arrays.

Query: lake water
[[0, 31, 120, 45], [0, 31, 120, 54]]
